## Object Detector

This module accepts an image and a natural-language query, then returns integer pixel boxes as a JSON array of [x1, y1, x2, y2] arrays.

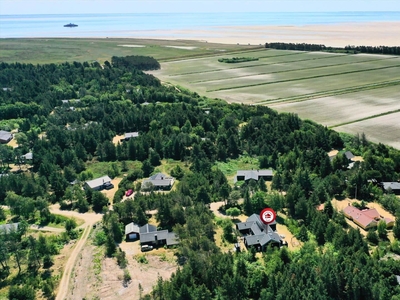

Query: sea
[[0, 11, 399, 38]]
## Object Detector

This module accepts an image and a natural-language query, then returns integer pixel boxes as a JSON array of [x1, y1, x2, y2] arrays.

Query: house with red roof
[[343, 205, 394, 230]]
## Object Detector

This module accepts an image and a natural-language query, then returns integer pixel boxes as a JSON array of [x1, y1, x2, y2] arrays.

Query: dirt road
[[51, 204, 103, 300], [56, 223, 91, 300]]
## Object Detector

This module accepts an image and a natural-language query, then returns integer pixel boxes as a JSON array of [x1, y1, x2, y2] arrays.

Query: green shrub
[[136, 255, 148, 264], [94, 230, 107, 246]]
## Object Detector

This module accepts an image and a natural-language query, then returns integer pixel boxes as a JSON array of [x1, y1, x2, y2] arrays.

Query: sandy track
[[56, 223, 91, 300], [50, 204, 103, 299]]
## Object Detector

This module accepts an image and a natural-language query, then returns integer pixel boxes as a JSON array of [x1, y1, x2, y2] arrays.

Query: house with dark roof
[[236, 214, 284, 251], [0, 130, 13, 144], [344, 151, 355, 160], [141, 173, 174, 191], [343, 205, 394, 230], [124, 222, 179, 247], [84, 175, 113, 191], [382, 182, 400, 195], [234, 170, 273, 183], [0, 223, 19, 234]]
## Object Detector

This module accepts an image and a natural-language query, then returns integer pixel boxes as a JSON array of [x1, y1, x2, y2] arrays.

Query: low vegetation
[[218, 57, 259, 63]]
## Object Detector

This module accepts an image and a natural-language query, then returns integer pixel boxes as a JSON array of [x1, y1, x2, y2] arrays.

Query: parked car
[[141, 245, 154, 252], [125, 189, 133, 197], [103, 182, 114, 190]]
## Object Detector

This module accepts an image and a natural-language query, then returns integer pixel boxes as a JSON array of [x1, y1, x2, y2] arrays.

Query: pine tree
[[393, 215, 400, 239]]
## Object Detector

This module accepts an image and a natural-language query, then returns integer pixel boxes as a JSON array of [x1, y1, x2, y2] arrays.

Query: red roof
[[362, 208, 380, 219], [384, 217, 394, 225], [343, 206, 382, 229]]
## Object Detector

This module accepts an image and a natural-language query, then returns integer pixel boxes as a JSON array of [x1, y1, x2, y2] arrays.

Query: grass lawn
[[85, 160, 142, 179], [153, 159, 190, 176], [215, 156, 259, 184]]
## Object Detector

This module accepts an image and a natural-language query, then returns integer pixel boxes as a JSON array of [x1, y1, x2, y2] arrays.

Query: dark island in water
[[64, 23, 78, 27]]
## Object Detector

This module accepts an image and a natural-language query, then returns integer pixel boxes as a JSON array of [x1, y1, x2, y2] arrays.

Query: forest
[[218, 57, 259, 63], [265, 42, 400, 55], [1, 55, 400, 299]]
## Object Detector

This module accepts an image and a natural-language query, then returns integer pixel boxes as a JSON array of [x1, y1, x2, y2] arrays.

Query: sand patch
[[103, 177, 123, 205], [118, 44, 146, 47], [112, 134, 125, 145], [351, 156, 364, 162], [328, 149, 339, 157], [6, 138, 18, 148], [165, 46, 197, 50]]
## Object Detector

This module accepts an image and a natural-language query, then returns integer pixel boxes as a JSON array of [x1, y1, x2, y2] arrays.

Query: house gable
[[234, 170, 273, 183]]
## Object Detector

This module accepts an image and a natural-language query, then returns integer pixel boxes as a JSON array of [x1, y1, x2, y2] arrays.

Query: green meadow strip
[[168, 52, 345, 77], [255, 80, 400, 106], [189, 57, 398, 83], [158, 47, 265, 62], [330, 109, 400, 128], [208, 64, 400, 92]]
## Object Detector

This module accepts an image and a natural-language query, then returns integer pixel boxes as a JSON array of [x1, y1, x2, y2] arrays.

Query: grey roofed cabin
[[124, 222, 179, 246], [236, 214, 283, 251], [141, 173, 174, 190], [344, 151, 355, 160], [234, 169, 273, 183], [0, 130, 13, 144], [22, 152, 33, 160], [382, 182, 400, 195], [61, 99, 80, 104], [0, 223, 19, 234], [84, 175, 112, 191], [124, 132, 139, 141]]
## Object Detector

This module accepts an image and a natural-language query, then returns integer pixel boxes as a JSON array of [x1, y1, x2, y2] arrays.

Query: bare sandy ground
[[107, 21, 400, 47]]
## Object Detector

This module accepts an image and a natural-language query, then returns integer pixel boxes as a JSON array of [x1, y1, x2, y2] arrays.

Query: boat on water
[[64, 23, 78, 27]]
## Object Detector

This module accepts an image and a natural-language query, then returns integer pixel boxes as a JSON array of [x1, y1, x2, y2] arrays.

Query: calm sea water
[[0, 12, 399, 38]]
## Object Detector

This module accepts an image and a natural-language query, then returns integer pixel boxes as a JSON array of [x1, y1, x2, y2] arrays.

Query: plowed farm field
[[151, 48, 400, 149]]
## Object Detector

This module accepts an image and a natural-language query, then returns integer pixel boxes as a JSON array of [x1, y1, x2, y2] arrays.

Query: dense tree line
[[111, 55, 161, 71], [218, 57, 259, 63], [265, 42, 327, 51], [265, 42, 400, 55]]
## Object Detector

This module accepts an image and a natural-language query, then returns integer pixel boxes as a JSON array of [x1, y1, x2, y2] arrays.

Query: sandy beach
[[115, 21, 400, 47]]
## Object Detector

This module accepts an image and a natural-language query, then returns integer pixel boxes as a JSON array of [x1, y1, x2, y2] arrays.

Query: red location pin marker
[[260, 208, 276, 224]]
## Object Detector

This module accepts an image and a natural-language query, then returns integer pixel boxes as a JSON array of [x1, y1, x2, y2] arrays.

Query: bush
[[94, 230, 107, 246], [136, 255, 148, 264], [8, 285, 35, 300], [123, 269, 131, 286], [43, 254, 53, 268], [114, 247, 128, 268]]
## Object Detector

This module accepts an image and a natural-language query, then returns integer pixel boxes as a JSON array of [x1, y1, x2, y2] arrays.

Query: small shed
[[125, 222, 140, 240]]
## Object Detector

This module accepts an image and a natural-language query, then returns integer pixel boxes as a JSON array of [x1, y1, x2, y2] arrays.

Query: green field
[[0, 38, 254, 64], [152, 48, 400, 149]]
